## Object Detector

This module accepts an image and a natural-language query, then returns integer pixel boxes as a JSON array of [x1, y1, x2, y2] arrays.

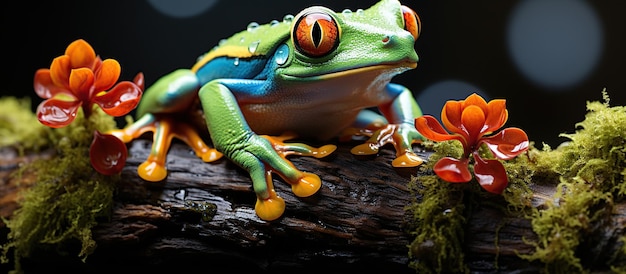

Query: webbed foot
[[238, 132, 335, 221], [261, 132, 335, 197], [344, 123, 425, 168], [108, 113, 223, 182]]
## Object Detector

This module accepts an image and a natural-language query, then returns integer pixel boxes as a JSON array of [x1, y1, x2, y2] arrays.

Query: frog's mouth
[[282, 60, 418, 81]]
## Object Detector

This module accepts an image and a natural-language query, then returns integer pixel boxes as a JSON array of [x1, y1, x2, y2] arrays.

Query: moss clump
[[558, 92, 626, 197], [520, 90, 626, 273], [407, 141, 468, 273], [0, 97, 51, 153], [1, 103, 119, 273], [520, 179, 612, 273], [407, 139, 534, 273]]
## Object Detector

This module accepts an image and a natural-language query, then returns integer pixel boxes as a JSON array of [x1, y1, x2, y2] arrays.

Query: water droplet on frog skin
[[283, 14, 294, 23], [270, 19, 280, 27], [247, 22, 259, 32], [248, 40, 260, 54], [196, 53, 206, 62], [274, 44, 289, 66], [342, 9, 352, 16], [233, 57, 240, 66]]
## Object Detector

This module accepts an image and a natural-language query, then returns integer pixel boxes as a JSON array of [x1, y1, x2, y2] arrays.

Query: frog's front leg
[[199, 80, 333, 221], [346, 83, 426, 167]]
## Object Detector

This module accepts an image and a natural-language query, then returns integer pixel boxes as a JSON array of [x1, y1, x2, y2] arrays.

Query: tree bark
[[1, 140, 624, 273]]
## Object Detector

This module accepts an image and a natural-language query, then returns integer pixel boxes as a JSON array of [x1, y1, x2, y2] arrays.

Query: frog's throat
[[281, 61, 417, 80]]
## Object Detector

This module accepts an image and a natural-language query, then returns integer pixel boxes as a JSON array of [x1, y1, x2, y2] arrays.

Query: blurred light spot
[[507, 0, 603, 91], [147, 0, 218, 18], [417, 80, 489, 120]]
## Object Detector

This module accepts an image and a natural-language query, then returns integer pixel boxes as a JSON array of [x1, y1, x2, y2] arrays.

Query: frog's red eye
[[292, 11, 339, 58], [401, 5, 421, 41]]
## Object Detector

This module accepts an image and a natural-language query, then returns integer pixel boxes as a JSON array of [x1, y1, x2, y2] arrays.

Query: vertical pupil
[[312, 21, 322, 48]]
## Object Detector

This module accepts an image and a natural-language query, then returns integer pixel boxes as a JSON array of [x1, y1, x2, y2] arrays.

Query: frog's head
[[279, 0, 420, 80]]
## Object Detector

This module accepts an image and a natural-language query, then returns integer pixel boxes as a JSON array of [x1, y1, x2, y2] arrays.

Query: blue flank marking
[[195, 56, 268, 85]]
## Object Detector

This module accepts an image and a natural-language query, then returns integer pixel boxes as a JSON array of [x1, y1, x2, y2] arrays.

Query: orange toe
[[350, 142, 379, 156], [291, 172, 321, 197], [255, 195, 286, 221], [198, 149, 223, 162], [391, 151, 424, 168], [138, 160, 168, 182], [312, 144, 337, 158]]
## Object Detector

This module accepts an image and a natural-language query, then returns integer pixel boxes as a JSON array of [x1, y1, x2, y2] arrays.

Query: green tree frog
[[109, 0, 425, 221]]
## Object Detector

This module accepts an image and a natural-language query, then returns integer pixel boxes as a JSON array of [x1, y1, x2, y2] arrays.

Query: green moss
[[184, 200, 218, 222], [558, 94, 626, 197], [407, 138, 536, 273], [500, 147, 535, 214], [521, 181, 612, 273], [1, 103, 120, 272], [406, 173, 469, 273], [408, 91, 626, 273], [407, 141, 464, 273], [518, 90, 626, 273], [0, 97, 51, 153]]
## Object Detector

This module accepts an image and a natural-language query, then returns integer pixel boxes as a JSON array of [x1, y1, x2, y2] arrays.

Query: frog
[[109, 0, 425, 221]]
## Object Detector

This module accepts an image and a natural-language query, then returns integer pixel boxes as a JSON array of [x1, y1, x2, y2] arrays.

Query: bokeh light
[[506, 0, 603, 91], [147, 0, 218, 18]]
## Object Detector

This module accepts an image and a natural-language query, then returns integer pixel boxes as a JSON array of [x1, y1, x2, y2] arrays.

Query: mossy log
[[1, 140, 624, 273]]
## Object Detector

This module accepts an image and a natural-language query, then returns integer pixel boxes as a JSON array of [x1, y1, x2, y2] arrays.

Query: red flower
[[415, 93, 529, 194], [34, 39, 144, 128]]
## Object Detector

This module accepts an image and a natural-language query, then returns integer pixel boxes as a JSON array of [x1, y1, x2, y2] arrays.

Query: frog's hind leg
[[108, 114, 223, 182]]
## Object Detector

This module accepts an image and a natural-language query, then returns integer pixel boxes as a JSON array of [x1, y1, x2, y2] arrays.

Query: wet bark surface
[[1, 140, 624, 273]]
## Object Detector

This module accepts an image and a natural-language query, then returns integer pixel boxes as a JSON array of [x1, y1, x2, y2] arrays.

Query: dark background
[[2, 0, 625, 147]]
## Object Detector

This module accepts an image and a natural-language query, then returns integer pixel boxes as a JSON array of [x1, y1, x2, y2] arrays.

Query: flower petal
[[433, 156, 472, 183], [49, 55, 71, 88], [415, 115, 465, 144], [473, 152, 508, 194], [441, 100, 464, 136], [483, 99, 508, 134], [460, 105, 486, 144], [133, 72, 145, 90], [36, 98, 81, 128], [65, 39, 96, 69], [462, 93, 488, 114], [480, 127, 529, 160], [34, 69, 70, 99], [93, 59, 121, 92], [93, 81, 143, 116], [90, 130, 127, 175], [68, 67, 95, 97]]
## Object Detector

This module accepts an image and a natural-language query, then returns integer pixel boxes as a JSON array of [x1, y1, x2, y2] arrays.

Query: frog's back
[[191, 17, 292, 83]]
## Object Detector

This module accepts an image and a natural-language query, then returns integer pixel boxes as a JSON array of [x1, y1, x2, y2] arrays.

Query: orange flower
[[34, 39, 144, 128], [415, 93, 529, 194]]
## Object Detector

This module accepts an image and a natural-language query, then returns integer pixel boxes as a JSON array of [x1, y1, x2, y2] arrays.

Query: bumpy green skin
[[126, 0, 424, 220]]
